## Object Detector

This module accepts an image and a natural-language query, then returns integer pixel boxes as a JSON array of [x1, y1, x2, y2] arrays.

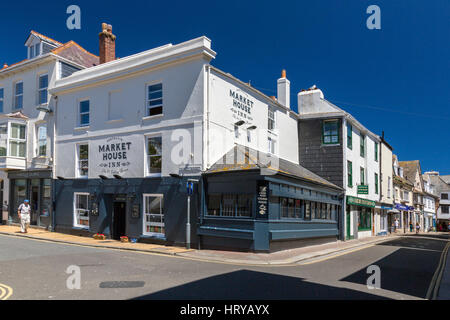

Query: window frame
[[143, 193, 165, 237], [146, 83, 163, 117], [79, 99, 90, 127], [146, 135, 162, 177], [35, 123, 47, 157], [76, 143, 89, 178], [73, 192, 90, 229], [347, 123, 352, 149], [322, 119, 339, 145], [268, 137, 276, 154], [347, 161, 353, 187], [14, 81, 23, 109], [360, 167, 365, 185], [38, 73, 49, 105], [8, 122, 26, 158], [375, 173, 379, 194], [360, 134, 365, 158], [0, 88, 4, 113], [374, 142, 378, 162], [268, 108, 275, 131]]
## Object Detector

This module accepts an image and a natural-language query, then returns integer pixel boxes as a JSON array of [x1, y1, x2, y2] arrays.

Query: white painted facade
[[422, 174, 436, 231], [51, 36, 299, 181]]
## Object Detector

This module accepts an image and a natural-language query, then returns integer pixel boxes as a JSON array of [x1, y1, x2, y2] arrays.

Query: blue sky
[[1, 0, 449, 174]]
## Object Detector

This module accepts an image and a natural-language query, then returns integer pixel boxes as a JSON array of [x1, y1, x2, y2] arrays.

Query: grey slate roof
[[205, 144, 342, 190]]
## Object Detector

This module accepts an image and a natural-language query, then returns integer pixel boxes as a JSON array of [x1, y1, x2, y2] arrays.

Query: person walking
[[18, 199, 31, 233], [394, 218, 399, 233], [415, 222, 420, 234]]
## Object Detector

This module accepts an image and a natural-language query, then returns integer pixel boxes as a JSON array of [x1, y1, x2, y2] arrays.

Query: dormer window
[[29, 43, 41, 59]]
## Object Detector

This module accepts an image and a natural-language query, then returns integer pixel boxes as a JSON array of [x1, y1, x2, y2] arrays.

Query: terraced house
[[0, 30, 97, 228], [296, 87, 382, 240]]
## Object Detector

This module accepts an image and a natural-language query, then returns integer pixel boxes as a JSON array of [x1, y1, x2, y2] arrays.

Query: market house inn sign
[[90, 135, 143, 178], [229, 89, 254, 122]]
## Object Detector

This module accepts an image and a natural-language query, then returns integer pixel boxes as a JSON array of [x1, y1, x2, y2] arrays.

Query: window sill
[[106, 119, 124, 124], [321, 143, 340, 147], [74, 126, 90, 131], [145, 174, 162, 178], [73, 225, 89, 230], [142, 114, 164, 121]]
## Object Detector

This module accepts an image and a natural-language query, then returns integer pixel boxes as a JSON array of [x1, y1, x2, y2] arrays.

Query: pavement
[[0, 224, 440, 266]]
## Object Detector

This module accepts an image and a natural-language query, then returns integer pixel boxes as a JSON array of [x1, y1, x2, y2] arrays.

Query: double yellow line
[[426, 241, 450, 300], [0, 283, 13, 300]]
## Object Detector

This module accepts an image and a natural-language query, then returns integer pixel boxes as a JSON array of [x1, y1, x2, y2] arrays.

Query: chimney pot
[[281, 69, 286, 78]]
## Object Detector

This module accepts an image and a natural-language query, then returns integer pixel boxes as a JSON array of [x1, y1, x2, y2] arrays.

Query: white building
[[422, 173, 437, 231], [49, 25, 343, 251], [0, 31, 97, 227]]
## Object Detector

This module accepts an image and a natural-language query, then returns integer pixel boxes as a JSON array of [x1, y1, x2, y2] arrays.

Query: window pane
[[149, 106, 163, 116], [80, 101, 90, 113], [80, 114, 89, 126], [148, 137, 162, 155], [148, 83, 162, 92], [16, 82, 23, 95], [39, 89, 48, 104], [207, 194, 221, 216], [237, 194, 252, 217], [149, 156, 162, 173], [149, 91, 162, 100]]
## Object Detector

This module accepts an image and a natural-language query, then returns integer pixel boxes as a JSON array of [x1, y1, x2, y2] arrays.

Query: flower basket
[[93, 233, 106, 240], [120, 236, 129, 243]]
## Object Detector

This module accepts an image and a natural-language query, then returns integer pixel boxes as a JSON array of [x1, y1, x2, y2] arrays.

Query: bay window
[[9, 123, 26, 157]]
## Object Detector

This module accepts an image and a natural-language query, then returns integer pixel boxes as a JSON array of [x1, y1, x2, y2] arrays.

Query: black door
[[112, 202, 126, 240]]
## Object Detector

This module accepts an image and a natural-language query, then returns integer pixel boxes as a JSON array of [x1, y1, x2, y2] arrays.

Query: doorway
[[30, 179, 40, 226], [112, 201, 127, 240]]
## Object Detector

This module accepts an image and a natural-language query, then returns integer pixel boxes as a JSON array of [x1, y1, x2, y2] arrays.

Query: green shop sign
[[347, 196, 375, 208], [357, 185, 369, 195]]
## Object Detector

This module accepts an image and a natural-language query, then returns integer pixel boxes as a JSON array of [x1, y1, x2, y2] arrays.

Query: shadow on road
[[341, 237, 448, 298], [133, 269, 391, 300]]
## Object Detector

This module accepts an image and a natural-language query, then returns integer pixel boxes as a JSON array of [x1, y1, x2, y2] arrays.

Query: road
[[0, 233, 448, 300]]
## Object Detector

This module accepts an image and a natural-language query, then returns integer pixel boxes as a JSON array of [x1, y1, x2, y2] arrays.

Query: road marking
[[0, 283, 13, 300], [298, 243, 379, 265], [426, 241, 450, 300]]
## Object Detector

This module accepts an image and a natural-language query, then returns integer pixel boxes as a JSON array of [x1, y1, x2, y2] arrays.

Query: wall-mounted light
[[113, 174, 123, 179], [247, 125, 257, 130], [234, 120, 245, 126], [99, 175, 108, 180]]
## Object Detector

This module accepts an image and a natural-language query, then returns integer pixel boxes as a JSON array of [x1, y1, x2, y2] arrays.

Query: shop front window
[[41, 179, 51, 217], [206, 194, 252, 218], [74, 193, 89, 229], [143, 194, 164, 236], [358, 207, 372, 231]]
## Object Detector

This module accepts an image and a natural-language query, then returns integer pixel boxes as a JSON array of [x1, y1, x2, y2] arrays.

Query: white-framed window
[[0, 88, 4, 113], [247, 130, 251, 143], [35, 43, 40, 57], [268, 108, 275, 131], [146, 83, 163, 116], [147, 136, 162, 176], [73, 192, 89, 229], [0, 123, 7, 156], [38, 74, 48, 105], [9, 123, 26, 157], [29, 46, 35, 59], [77, 144, 89, 178], [268, 137, 276, 154], [14, 82, 23, 109], [79, 100, 90, 127], [388, 176, 391, 198], [143, 194, 164, 237], [36, 124, 47, 157]]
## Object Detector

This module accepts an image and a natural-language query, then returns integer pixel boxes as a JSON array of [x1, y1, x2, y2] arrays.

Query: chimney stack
[[99, 23, 116, 64], [277, 69, 290, 109]]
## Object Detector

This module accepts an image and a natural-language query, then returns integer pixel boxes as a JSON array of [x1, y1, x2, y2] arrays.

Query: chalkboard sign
[[91, 202, 99, 216], [256, 180, 269, 219], [131, 204, 140, 218]]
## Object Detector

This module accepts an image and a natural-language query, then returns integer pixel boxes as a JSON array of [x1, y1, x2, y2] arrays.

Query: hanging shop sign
[[256, 180, 269, 219], [357, 185, 369, 195], [347, 196, 375, 208]]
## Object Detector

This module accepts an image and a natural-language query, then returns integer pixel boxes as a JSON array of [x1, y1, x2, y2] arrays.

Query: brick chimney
[[99, 23, 116, 64]]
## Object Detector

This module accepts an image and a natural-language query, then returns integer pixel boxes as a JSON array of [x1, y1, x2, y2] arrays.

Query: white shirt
[[18, 203, 31, 215]]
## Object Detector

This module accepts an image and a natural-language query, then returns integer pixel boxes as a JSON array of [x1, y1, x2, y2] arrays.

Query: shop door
[[112, 201, 126, 240], [30, 179, 40, 225]]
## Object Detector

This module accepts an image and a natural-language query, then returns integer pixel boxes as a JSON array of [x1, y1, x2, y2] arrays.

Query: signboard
[[357, 185, 369, 195], [186, 181, 194, 196], [90, 135, 143, 178], [347, 196, 375, 208], [256, 180, 269, 218], [395, 203, 414, 211], [131, 204, 140, 218]]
